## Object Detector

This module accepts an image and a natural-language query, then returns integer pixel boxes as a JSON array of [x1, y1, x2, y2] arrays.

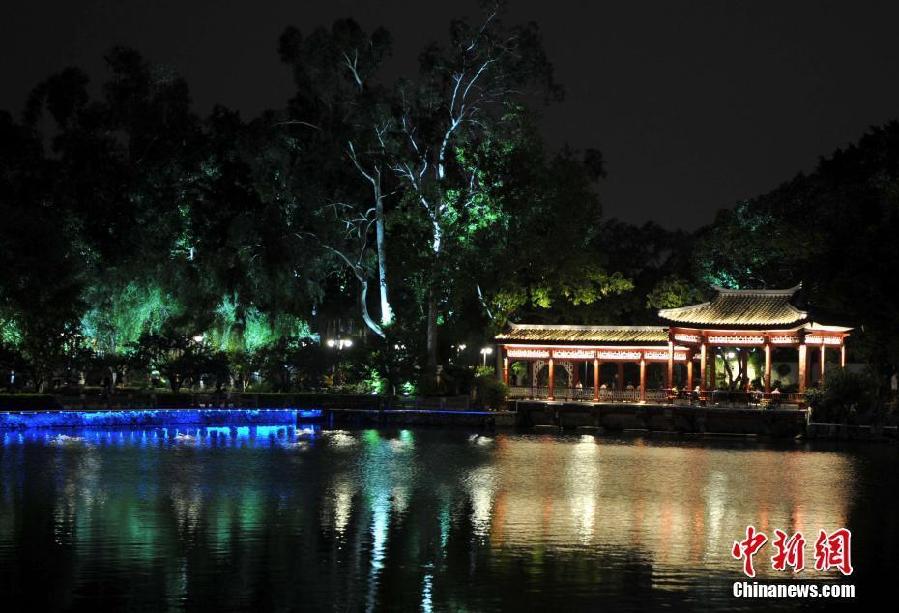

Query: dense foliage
[[1, 5, 897, 398], [692, 122, 899, 387]]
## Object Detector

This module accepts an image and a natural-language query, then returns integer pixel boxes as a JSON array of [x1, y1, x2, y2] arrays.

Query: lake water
[[0, 426, 894, 611]]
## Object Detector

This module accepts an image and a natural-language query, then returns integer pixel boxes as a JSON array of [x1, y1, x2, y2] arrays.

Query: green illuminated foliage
[[0, 314, 22, 347], [80, 283, 179, 354], [363, 366, 387, 395], [646, 276, 705, 310], [23, 10, 899, 396], [559, 269, 634, 306]]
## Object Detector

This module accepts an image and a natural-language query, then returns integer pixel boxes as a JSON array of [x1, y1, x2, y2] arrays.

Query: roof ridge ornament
[[506, 323, 668, 331], [710, 283, 802, 296]]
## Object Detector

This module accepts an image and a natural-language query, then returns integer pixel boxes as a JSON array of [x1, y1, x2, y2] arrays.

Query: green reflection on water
[[0, 428, 891, 611]]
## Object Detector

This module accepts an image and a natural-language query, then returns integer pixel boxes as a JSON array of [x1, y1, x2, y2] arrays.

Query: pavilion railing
[[507, 386, 667, 403], [508, 386, 806, 407]]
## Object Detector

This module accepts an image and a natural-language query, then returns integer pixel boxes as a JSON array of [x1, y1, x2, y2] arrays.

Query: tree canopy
[[1, 4, 896, 394]]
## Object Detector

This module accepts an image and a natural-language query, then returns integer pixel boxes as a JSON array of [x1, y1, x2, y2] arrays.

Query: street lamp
[[480, 346, 493, 367]]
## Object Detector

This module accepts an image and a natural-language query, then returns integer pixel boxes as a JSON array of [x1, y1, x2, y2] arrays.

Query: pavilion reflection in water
[[316, 431, 856, 585], [0, 427, 859, 610]]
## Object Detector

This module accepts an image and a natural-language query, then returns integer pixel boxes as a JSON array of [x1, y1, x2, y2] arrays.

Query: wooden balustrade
[[507, 385, 806, 408]]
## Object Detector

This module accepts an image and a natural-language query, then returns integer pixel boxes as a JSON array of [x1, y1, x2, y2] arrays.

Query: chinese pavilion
[[495, 285, 851, 403]]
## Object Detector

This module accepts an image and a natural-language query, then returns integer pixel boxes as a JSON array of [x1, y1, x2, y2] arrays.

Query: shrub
[[808, 369, 880, 423], [475, 374, 508, 410]]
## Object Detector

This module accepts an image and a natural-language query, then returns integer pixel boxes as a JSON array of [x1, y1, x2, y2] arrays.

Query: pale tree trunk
[[359, 280, 384, 340], [319, 242, 386, 339], [718, 350, 735, 389], [347, 144, 394, 332], [374, 174, 393, 327]]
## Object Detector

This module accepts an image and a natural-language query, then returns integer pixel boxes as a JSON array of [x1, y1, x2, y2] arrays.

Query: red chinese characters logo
[[733, 527, 853, 577], [814, 528, 854, 575], [732, 525, 768, 577], [771, 529, 805, 572]]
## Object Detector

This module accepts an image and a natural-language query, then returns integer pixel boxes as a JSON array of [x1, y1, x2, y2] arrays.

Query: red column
[[820, 344, 826, 386], [617, 363, 624, 391], [798, 344, 807, 394], [593, 357, 600, 401], [840, 344, 846, 368], [502, 355, 509, 386], [699, 343, 707, 392], [764, 343, 771, 394], [667, 342, 674, 390], [686, 353, 694, 389], [639, 355, 646, 402], [547, 357, 555, 401]]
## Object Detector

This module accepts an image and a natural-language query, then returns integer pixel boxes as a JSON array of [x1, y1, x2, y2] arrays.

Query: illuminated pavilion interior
[[496, 285, 851, 403]]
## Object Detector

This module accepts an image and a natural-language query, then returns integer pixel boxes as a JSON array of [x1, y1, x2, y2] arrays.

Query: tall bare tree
[[277, 20, 396, 337], [386, 3, 560, 367]]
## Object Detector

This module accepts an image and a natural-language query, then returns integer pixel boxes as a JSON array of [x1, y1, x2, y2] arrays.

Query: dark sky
[[3, 0, 899, 229]]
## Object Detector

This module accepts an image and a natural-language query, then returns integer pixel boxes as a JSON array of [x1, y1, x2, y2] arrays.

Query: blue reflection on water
[[1, 424, 320, 448]]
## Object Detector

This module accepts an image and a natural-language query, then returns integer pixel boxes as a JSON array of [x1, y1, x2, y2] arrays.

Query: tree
[[0, 111, 86, 390], [276, 19, 395, 338], [445, 123, 627, 333], [129, 331, 231, 392], [646, 275, 705, 310], [695, 121, 899, 389], [385, 4, 561, 367]]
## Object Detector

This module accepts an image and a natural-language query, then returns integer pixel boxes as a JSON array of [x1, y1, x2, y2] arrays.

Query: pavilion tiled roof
[[496, 323, 669, 344], [657, 285, 808, 327]]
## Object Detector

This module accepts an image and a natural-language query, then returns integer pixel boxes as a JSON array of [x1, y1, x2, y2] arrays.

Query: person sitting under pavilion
[[770, 386, 782, 406]]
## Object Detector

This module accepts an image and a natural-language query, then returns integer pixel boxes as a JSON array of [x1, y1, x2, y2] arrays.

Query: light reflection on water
[[0, 426, 893, 611]]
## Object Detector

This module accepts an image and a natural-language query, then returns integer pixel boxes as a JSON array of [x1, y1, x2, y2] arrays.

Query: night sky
[[3, 0, 899, 229]]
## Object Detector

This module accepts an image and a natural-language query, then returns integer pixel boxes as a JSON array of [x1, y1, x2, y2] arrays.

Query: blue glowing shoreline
[[3, 424, 318, 444], [0, 408, 322, 429]]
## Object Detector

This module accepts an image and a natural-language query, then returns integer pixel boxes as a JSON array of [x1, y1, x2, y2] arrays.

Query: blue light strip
[[0, 407, 323, 429], [1, 423, 321, 447]]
